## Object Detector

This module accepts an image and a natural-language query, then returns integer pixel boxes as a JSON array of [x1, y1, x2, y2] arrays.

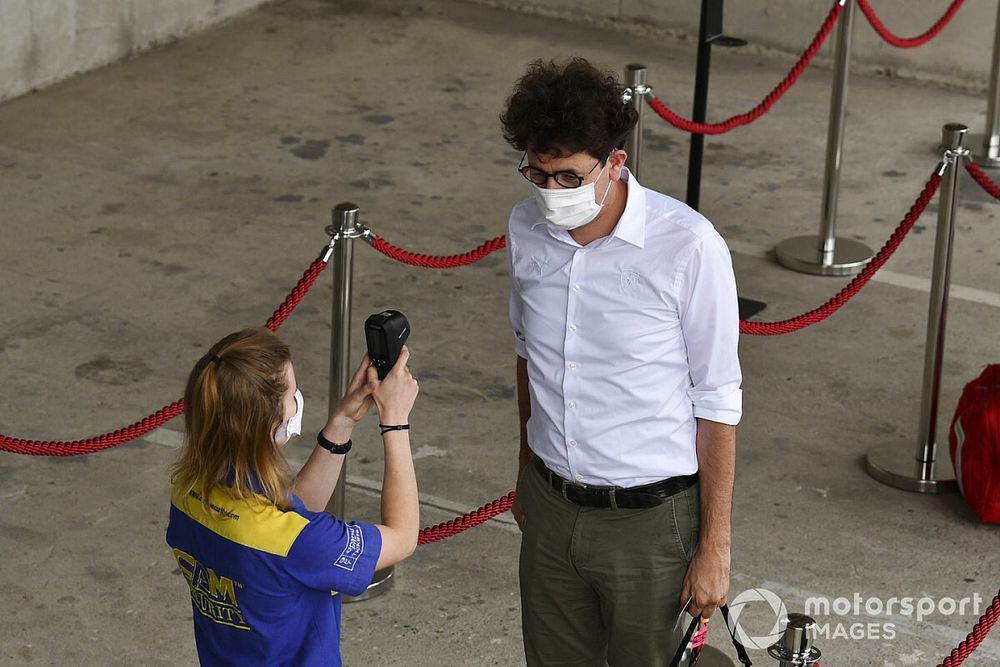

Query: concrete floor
[[1, 0, 999, 665]]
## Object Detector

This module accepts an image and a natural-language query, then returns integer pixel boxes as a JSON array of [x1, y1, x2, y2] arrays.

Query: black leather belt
[[532, 457, 698, 510]]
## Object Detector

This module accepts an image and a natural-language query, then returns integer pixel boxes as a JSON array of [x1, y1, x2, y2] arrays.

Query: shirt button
[[572, 284, 581, 292], [569, 324, 577, 332], [568, 401, 577, 409], [569, 439, 577, 447], [568, 362, 577, 370], [575, 475, 583, 482]]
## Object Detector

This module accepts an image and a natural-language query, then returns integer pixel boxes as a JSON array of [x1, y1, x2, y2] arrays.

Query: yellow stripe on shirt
[[171, 484, 309, 557]]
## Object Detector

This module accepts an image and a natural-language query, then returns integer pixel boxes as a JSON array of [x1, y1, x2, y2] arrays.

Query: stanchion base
[[866, 444, 958, 494], [967, 133, 1000, 169], [775, 235, 873, 276], [342, 566, 394, 603]]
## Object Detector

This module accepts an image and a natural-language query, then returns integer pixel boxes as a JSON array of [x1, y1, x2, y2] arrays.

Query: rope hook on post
[[866, 124, 970, 494], [320, 234, 338, 263]]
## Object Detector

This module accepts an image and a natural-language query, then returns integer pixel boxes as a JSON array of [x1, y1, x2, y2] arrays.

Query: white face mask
[[274, 389, 303, 443], [531, 161, 614, 230]]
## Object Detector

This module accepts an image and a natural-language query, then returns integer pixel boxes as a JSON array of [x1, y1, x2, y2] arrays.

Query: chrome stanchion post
[[326, 202, 395, 598], [624, 64, 649, 177], [327, 202, 357, 521], [767, 614, 822, 666], [775, 0, 873, 276], [971, 3, 1000, 167], [866, 124, 967, 494]]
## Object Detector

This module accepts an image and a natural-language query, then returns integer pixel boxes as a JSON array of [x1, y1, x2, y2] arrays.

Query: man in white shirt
[[502, 58, 743, 666]]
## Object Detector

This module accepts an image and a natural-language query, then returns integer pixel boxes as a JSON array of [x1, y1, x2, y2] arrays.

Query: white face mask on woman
[[274, 389, 303, 443], [531, 161, 614, 230]]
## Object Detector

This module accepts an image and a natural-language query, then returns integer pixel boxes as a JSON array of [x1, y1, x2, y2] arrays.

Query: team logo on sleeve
[[173, 548, 250, 630], [334, 524, 365, 571]]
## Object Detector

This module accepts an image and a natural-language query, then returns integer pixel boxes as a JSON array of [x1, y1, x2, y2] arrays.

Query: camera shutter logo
[[727, 588, 788, 650]]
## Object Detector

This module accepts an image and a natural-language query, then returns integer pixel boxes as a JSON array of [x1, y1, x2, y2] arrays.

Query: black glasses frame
[[518, 152, 603, 189]]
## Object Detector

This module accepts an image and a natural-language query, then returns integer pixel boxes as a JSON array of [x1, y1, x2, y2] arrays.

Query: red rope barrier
[[857, 0, 965, 49], [367, 168, 939, 336], [740, 170, 941, 335], [265, 257, 328, 331], [1, 161, 946, 454], [937, 588, 1000, 667], [369, 234, 506, 269], [645, 0, 843, 135], [417, 491, 516, 545], [0, 257, 329, 456], [0, 400, 187, 457], [965, 160, 1000, 200]]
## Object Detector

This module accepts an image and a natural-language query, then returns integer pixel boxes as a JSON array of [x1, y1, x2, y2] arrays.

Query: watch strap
[[317, 430, 352, 455]]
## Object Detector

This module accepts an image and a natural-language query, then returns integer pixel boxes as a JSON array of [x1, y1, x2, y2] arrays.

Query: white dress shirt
[[508, 168, 742, 487]]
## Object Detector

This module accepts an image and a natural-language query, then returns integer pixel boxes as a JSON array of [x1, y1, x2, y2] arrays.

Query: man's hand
[[680, 543, 731, 620]]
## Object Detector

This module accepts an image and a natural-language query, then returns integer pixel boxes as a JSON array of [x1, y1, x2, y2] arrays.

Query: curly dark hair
[[500, 58, 638, 162]]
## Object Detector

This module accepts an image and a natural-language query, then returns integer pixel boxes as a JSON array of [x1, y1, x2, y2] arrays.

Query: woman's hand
[[323, 355, 377, 442], [371, 346, 419, 425]]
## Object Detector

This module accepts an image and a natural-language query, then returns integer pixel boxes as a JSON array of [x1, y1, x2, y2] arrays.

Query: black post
[[686, 0, 724, 210], [683, 2, 764, 320], [686, 0, 747, 210]]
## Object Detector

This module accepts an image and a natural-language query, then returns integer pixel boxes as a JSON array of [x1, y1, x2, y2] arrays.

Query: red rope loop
[[740, 170, 941, 336], [369, 234, 506, 269], [0, 400, 186, 457], [645, 0, 843, 135], [0, 257, 330, 456], [857, 0, 965, 49], [417, 491, 516, 546], [965, 160, 1000, 200], [265, 257, 328, 331], [937, 588, 1000, 667]]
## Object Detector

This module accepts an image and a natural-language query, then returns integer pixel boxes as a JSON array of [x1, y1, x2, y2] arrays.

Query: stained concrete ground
[[1, 1, 999, 665]]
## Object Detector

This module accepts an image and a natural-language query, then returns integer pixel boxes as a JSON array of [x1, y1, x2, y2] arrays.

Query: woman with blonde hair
[[167, 326, 418, 666]]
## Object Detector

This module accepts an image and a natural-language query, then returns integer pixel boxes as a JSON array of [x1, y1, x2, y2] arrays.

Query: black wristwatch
[[317, 430, 352, 455]]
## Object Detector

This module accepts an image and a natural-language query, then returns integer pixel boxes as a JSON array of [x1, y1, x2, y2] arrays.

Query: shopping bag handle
[[668, 604, 753, 667]]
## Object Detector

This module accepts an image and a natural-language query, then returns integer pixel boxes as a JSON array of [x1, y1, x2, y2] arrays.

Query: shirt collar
[[612, 167, 646, 248], [529, 166, 646, 248]]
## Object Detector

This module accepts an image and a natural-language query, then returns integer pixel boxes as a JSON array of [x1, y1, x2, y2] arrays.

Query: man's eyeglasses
[[518, 152, 602, 189]]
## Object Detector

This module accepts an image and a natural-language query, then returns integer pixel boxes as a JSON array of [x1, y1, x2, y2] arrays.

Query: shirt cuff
[[513, 333, 527, 358], [690, 387, 742, 426]]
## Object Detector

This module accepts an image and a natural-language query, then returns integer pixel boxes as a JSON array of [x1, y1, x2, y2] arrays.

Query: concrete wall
[[0, 0, 270, 103], [1, 0, 992, 105], [470, 0, 995, 90]]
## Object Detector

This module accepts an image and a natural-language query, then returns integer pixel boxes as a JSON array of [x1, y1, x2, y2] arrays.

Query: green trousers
[[518, 460, 700, 667]]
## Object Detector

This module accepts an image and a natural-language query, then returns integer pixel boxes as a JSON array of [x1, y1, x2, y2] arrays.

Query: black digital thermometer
[[364, 310, 410, 380]]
